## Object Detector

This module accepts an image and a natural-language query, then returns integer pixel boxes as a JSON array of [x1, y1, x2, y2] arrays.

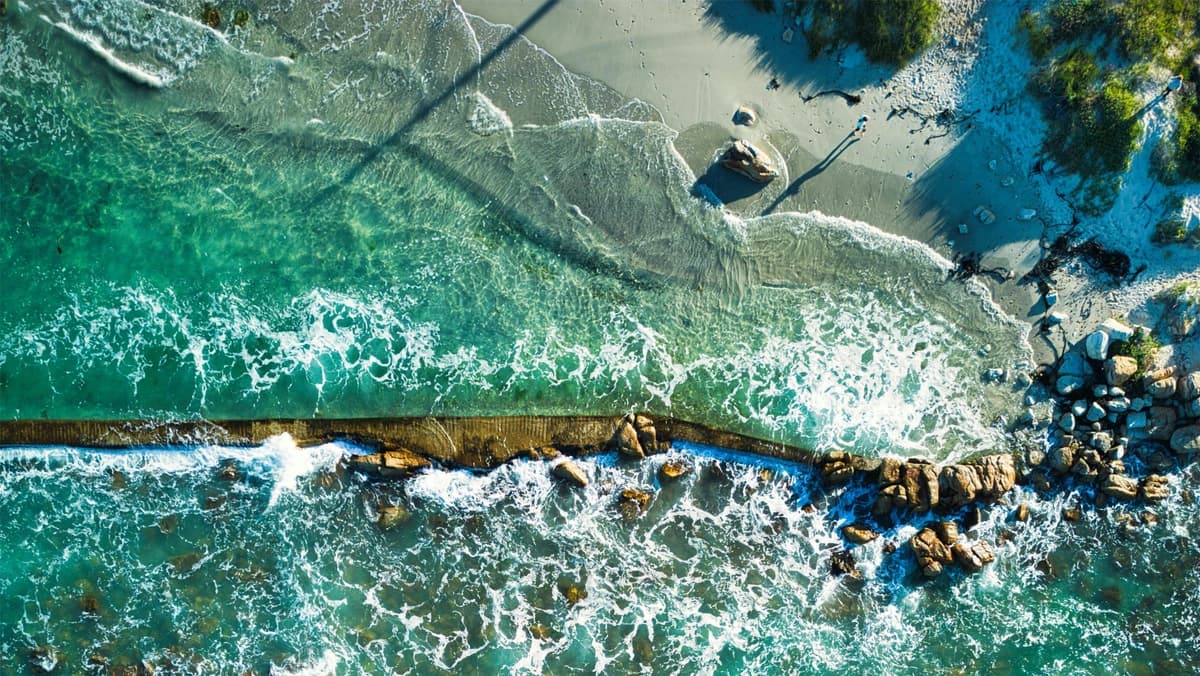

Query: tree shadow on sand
[[699, 2, 885, 93]]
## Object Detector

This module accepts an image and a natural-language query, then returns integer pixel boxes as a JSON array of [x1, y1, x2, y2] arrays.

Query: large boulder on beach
[[719, 139, 778, 183], [819, 452, 855, 486], [612, 415, 644, 458], [910, 528, 954, 577], [1170, 425, 1200, 455], [937, 454, 1016, 507], [1105, 356, 1137, 387], [973, 454, 1018, 497]]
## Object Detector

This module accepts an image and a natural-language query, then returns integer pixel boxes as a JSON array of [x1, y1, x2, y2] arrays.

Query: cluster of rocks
[[910, 522, 995, 577], [819, 451, 1017, 577], [1039, 318, 1194, 504]]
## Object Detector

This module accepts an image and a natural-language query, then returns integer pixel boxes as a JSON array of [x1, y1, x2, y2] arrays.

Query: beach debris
[[719, 139, 778, 183], [732, 105, 757, 126], [1001, 176, 1015, 187], [551, 459, 589, 487], [800, 89, 862, 104], [767, 77, 781, 90], [1018, 208, 1037, 221], [973, 205, 996, 225], [842, 524, 879, 544]]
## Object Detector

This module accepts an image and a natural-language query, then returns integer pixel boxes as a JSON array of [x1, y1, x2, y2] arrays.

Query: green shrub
[[854, 0, 942, 66], [1114, 0, 1200, 65], [1018, 10, 1053, 60], [1048, 0, 1110, 46], [794, 0, 940, 67], [1112, 327, 1161, 375], [1152, 216, 1189, 243], [1176, 93, 1200, 181]]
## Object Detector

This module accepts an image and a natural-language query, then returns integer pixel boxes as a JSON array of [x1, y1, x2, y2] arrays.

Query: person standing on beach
[[853, 114, 869, 137], [1163, 74, 1183, 99]]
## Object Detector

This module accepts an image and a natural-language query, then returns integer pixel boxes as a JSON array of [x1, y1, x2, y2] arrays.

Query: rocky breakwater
[[819, 451, 1016, 578], [1036, 318, 1194, 506]]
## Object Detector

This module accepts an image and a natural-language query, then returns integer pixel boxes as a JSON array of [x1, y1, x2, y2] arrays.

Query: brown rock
[[878, 457, 902, 486], [939, 464, 980, 507], [934, 521, 959, 546], [1142, 366, 1177, 389], [345, 448, 432, 477], [1062, 506, 1082, 521], [1015, 502, 1030, 521], [910, 528, 953, 577], [918, 465, 940, 513], [528, 446, 561, 461], [902, 465, 923, 509], [1048, 442, 1077, 473], [613, 418, 644, 458], [719, 139, 778, 183], [1140, 474, 1170, 501], [633, 415, 658, 454], [618, 487, 652, 518], [1104, 356, 1138, 387], [1101, 474, 1138, 500], [971, 454, 1018, 498], [658, 459, 691, 481], [820, 455, 855, 487], [217, 460, 241, 481], [952, 540, 996, 573], [873, 484, 906, 516], [551, 459, 588, 487], [841, 523, 879, 544], [529, 624, 550, 640], [829, 549, 857, 576]]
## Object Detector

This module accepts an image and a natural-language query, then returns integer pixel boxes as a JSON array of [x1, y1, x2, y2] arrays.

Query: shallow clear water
[[4, 0, 1189, 672]]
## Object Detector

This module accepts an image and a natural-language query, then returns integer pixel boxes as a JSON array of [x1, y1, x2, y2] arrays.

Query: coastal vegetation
[[788, 0, 943, 67], [1018, 0, 1200, 213]]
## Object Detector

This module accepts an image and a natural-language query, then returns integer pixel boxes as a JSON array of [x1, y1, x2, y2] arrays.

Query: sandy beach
[[459, 0, 1200, 365]]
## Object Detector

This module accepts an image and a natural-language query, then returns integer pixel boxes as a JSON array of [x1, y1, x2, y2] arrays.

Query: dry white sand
[[459, 0, 1200, 364]]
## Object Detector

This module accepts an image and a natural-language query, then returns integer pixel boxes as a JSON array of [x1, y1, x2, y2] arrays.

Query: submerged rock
[[719, 139, 778, 183], [375, 504, 410, 530], [618, 487, 652, 520]]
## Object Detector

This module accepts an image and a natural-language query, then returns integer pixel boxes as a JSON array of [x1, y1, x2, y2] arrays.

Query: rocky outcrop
[[719, 140, 778, 183], [910, 528, 954, 577], [1101, 474, 1138, 500], [618, 487, 652, 520], [658, 459, 691, 480], [1140, 474, 1170, 501]]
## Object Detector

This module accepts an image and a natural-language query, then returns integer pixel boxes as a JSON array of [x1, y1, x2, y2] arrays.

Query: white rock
[[1085, 330, 1109, 361], [1130, 397, 1148, 412], [1044, 289, 1058, 308], [1019, 208, 1037, 221], [1086, 402, 1106, 422], [1045, 311, 1066, 326], [1185, 398, 1200, 418], [1107, 397, 1130, 413], [1072, 400, 1088, 417], [1109, 386, 1125, 397], [1099, 318, 1133, 343], [1015, 372, 1032, 388], [1057, 376, 1085, 395], [1058, 351, 1092, 379], [1059, 413, 1076, 433], [1106, 412, 1120, 424], [1092, 384, 1109, 398], [985, 368, 1006, 383], [1127, 412, 1148, 429]]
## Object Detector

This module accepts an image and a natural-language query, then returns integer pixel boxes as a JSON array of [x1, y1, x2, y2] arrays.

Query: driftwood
[[801, 89, 862, 105]]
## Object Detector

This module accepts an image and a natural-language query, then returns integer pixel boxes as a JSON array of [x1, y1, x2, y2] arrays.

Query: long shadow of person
[[761, 134, 859, 215]]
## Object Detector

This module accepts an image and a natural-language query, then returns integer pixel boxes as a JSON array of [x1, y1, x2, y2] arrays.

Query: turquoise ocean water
[[0, 0, 1197, 672]]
